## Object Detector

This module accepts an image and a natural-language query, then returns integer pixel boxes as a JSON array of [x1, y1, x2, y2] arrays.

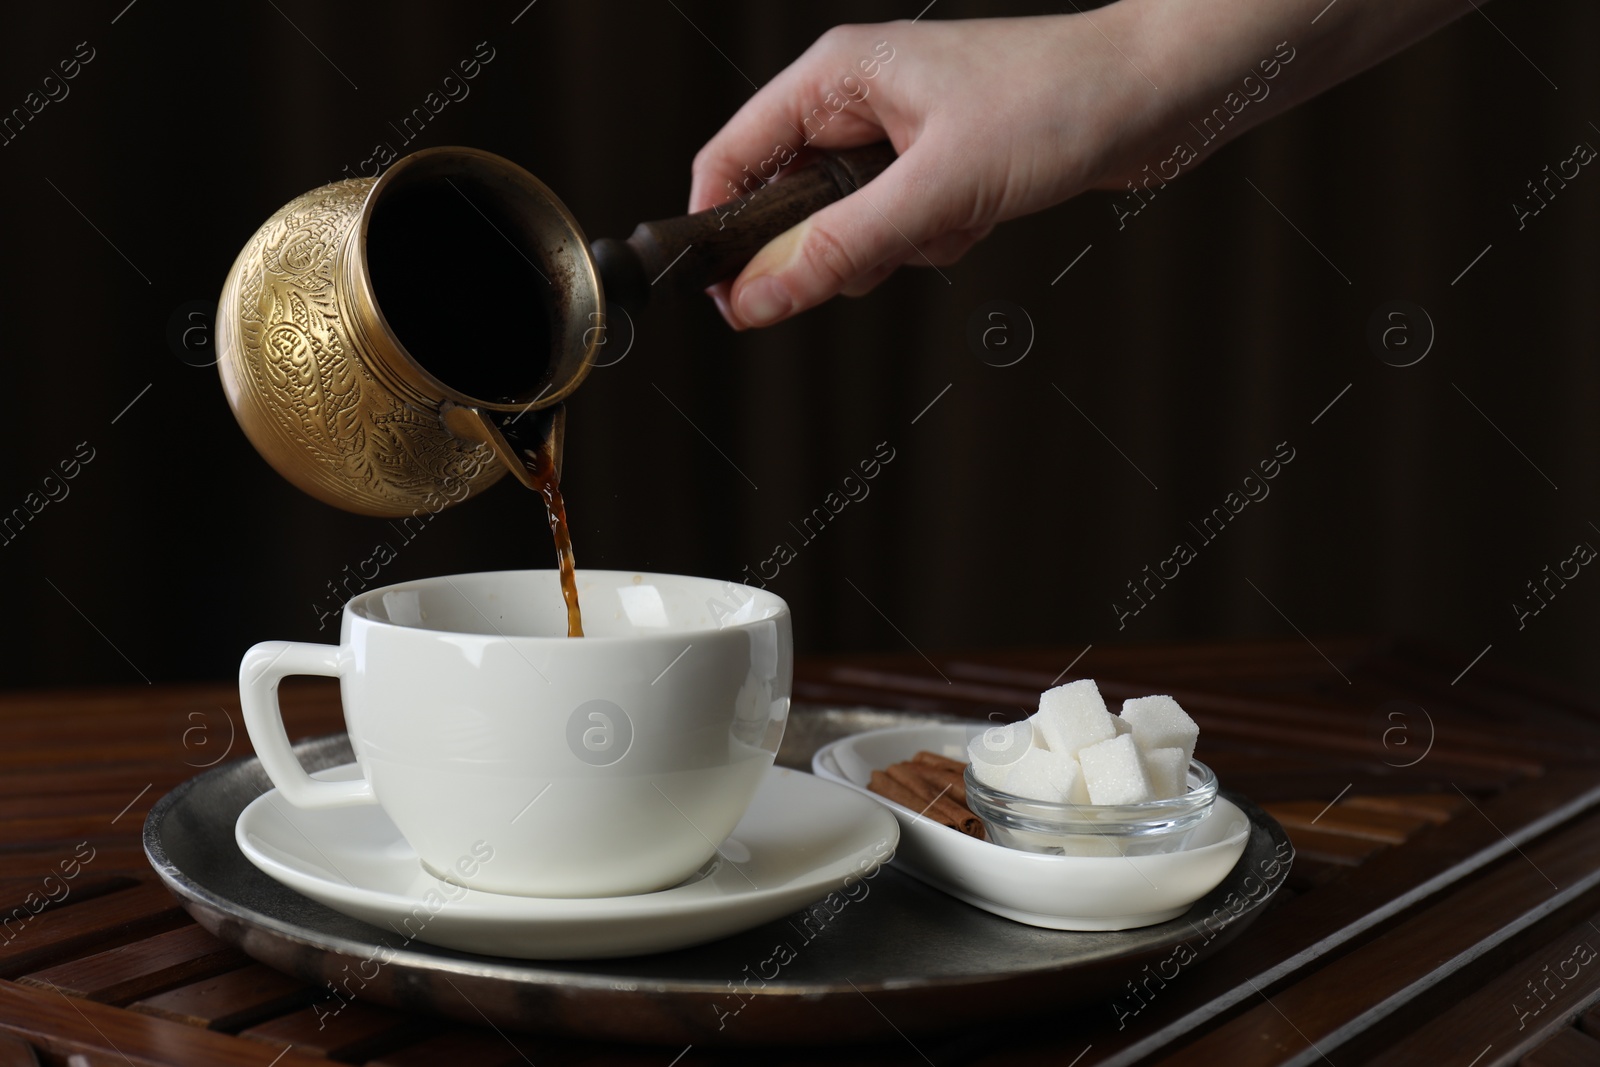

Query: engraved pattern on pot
[[229, 180, 494, 509]]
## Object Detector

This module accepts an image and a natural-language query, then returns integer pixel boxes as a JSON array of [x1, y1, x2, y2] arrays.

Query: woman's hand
[[690, 13, 1166, 329], [689, 1, 1465, 329]]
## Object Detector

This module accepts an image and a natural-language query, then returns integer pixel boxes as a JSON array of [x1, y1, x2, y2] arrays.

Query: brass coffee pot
[[217, 143, 893, 517]]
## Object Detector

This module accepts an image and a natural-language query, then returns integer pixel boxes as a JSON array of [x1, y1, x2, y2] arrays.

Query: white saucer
[[236, 764, 899, 960], [812, 724, 1252, 931]]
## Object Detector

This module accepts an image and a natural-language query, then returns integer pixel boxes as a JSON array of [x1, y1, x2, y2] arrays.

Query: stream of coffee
[[522, 440, 584, 638], [367, 177, 581, 636]]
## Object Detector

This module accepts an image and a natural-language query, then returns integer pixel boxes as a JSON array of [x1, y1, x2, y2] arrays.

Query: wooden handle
[[592, 141, 896, 316]]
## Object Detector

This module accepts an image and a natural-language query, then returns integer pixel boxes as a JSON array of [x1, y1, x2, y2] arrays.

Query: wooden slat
[[18, 923, 244, 1003], [0, 874, 140, 922], [0, 1036, 39, 1067], [1342, 792, 1464, 823], [1281, 856, 1345, 894], [0, 880, 186, 979], [908, 648, 1600, 784], [797, 670, 1535, 791], [0, 789, 174, 821], [0, 815, 165, 847], [1262, 801, 1426, 843], [1021, 769, 1600, 1065], [0, 689, 337, 772], [365, 1028, 539, 1066], [0, 683, 240, 718], [0, 742, 226, 771], [1581, 1000, 1600, 1038], [942, 646, 1373, 689], [0, 709, 223, 740], [1275, 825, 1387, 866], [1364, 649, 1600, 756], [825, 662, 1556, 772], [1197, 742, 1505, 788], [239, 1001, 424, 1060], [946, 639, 1591, 728], [1523, 1027, 1600, 1067], [0, 843, 149, 874], [129, 963, 315, 1030], [1353, 907, 1600, 1065], [0, 767, 191, 801], [0, 678, 334, 718], [1217, 767, 1508, 801], [1152, 806, 1600, 1065], [63, 1054, 127, 1067], [0, 981, 333, 1066]]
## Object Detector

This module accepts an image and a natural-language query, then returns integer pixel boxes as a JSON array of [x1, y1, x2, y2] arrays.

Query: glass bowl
[[964, 759, 1218, 857]]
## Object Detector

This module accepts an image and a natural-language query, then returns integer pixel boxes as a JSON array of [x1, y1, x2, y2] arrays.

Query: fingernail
[[735, 275, 795, 328], [709, 290, 737, 329], [733, 222, 809, 328]]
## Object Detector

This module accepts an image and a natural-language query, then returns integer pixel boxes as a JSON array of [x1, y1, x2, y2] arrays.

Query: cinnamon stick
[[911, 750, 967, 776], [872, 763, 986, 839], [905, 759, 968, 807], [869, 769, 941, 821]]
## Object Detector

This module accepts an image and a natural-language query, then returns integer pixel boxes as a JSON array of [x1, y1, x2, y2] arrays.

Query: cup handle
[[239, 641, 377, 809]]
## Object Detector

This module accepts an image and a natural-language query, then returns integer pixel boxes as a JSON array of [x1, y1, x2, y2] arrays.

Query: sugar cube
[[1142, 746, 1188, 800], [967, 721, 1033, 789], [1026, 717, 1049, 748], [1078, 734, 1155, 805], [967, 757, 1011, 792], [1002, 746, 1088, 804], [1121, 695, 1199, 762], [1055, 753, 1091, 806], [1035, 679, 1117, 756], [1112, 715, 1133, 737]]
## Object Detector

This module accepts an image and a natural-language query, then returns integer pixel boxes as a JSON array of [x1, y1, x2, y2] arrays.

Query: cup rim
[[342, 568, 788, 642]]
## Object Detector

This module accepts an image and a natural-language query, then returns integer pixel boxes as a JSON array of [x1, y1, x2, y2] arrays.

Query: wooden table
[[2, 638, 1599, 1065]]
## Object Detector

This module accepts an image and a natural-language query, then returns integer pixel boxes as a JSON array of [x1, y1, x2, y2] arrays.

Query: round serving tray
[[143, 706, 1290, 1045]]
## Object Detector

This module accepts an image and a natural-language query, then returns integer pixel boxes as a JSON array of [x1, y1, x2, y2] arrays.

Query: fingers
[[756, 225, 992, 308], [907, 225, 994, 269], [690, 27, 900, 215], [839, 256, 904, 298], [687, 24, 994, 327], [704, 280, 735, 324], [722, 162, 995, 328], [723, 150, 939, 329], [832, 219, 983, 285]]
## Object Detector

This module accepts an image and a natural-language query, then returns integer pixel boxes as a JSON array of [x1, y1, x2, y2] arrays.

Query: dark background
[[1, 1, 1595, 694]]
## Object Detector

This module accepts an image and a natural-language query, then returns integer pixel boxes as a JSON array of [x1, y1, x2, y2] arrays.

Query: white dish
[[811, 723, 1250, 930], [237, 764, 898, 959]]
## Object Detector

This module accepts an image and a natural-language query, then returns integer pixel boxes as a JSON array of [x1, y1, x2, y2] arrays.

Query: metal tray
[[143, 705, 1291, 1045]]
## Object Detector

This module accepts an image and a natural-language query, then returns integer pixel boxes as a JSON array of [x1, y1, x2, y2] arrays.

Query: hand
[[689, 1, 1466, 330], [689, 13, 1168, 329]]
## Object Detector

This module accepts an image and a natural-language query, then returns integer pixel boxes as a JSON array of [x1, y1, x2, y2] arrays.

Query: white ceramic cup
[[239, 570, 791, 898]]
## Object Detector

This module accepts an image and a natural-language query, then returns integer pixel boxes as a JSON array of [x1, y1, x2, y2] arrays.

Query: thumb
[[727, 155, 938, 329]]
